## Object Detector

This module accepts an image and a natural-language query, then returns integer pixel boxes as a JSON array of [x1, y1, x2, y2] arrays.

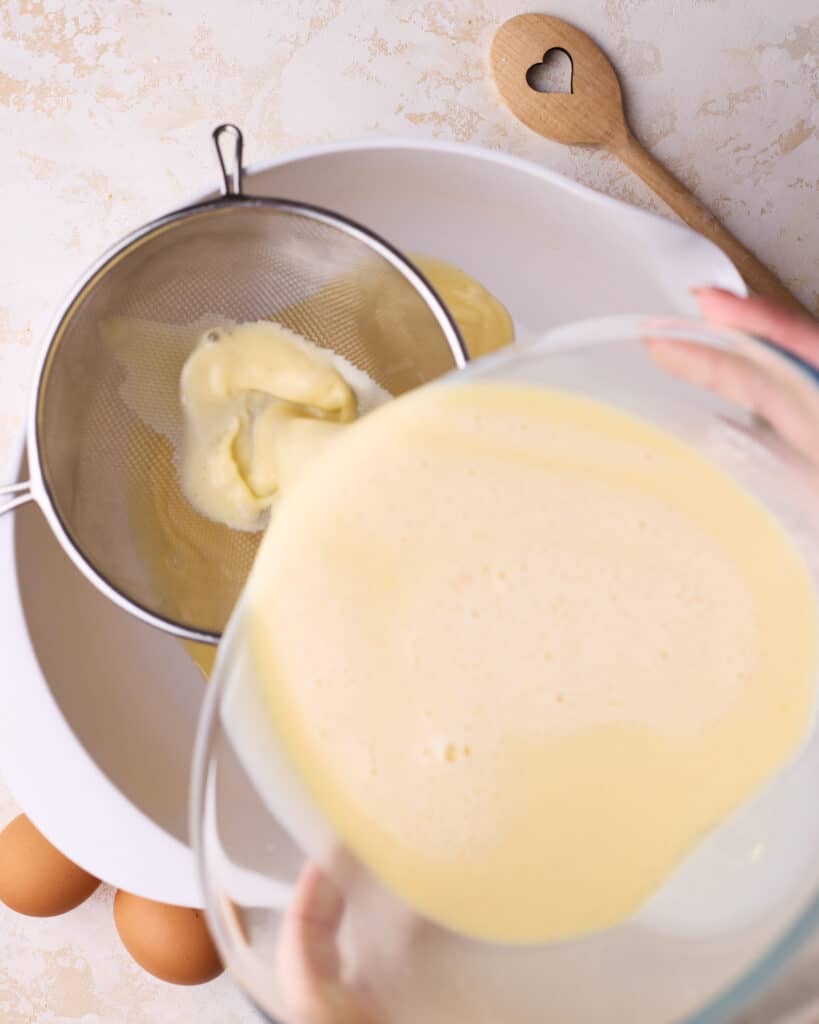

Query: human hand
[[647, 288, 819, 463], [277, 863, 382, 1024]]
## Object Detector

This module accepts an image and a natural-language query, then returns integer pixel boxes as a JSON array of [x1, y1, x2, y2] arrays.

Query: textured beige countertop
[[1, 1, 817, 1021]]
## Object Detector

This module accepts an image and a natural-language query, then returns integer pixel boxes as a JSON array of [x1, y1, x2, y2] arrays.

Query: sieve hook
[[0, 480, 34, 516], [212, 123, 244, 198]]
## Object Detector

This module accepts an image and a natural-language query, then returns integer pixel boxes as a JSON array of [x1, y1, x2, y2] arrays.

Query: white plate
[[0, 138, 744, 905]]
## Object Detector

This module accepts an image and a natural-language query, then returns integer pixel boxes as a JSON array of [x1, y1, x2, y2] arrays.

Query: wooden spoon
[[491, 14, 808, 315]]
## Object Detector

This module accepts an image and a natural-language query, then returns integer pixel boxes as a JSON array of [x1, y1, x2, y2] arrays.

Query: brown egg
[[114, 890, 224, 985], [0, 814, 100, 916]]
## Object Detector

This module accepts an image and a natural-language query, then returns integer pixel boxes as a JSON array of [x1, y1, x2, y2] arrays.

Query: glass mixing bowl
[[191, 315, 819, 1023]]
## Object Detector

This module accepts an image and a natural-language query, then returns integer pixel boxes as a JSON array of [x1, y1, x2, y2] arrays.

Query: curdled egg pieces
[[114, 890, 224, 985], [0, 814, 100, 916]]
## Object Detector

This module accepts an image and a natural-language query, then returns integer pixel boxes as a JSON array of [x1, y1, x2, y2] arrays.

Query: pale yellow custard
[[180, 321, 362, 532], [410, 255, 515, 357], [247, 382, 817, 944], [101, 314, 389, 649], [176, 256, 514, 535]]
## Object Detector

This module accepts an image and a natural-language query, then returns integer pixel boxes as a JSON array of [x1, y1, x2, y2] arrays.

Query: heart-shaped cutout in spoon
[[491, 14, 808, 314], [526, 47, 573, 94]]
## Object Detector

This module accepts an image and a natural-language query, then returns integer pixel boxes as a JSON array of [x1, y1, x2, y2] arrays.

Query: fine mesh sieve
[[0, 125, 467, 643]]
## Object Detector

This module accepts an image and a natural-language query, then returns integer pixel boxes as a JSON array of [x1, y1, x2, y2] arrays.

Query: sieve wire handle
[[0, 480, 34, 516], [212, 123, 244, 198]]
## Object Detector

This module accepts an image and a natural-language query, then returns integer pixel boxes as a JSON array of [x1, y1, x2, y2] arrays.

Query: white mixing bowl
[[0, 137, 743, 906]]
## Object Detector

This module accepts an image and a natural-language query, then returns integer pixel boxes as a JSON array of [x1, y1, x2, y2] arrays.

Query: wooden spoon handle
[[612, 132, 809, 316]]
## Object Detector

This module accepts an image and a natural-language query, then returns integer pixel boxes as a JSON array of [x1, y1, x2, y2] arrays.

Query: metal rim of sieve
[[0, 124, 467, 645]]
